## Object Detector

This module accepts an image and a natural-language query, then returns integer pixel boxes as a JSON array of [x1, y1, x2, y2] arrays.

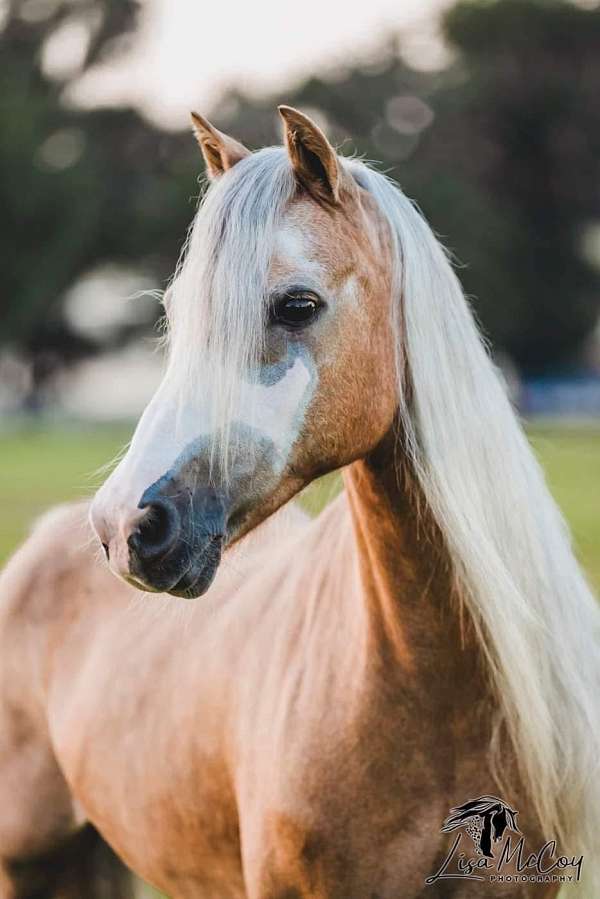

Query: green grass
[[527, 424, 600, 590], [0, 423, 132, 562], [0, 422, 598, 590]]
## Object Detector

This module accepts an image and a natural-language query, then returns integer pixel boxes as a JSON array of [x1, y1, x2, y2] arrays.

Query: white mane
[[168, 148, 600, 891], [353, 161, 600, 893], [166, 149, 296, 476]]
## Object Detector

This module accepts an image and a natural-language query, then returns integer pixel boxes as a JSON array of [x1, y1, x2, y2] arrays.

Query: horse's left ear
[[278, 105, 340, 205], [190, 111, 250, 179]]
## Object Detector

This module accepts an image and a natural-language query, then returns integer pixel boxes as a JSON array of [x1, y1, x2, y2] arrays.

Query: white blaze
[[92, 352, 316, 532], [237, 354, 314, 468]]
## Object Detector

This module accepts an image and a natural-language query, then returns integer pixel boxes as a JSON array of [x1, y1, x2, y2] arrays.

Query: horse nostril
[[101, 542, 109, 560], [128, 499, 180, 563]]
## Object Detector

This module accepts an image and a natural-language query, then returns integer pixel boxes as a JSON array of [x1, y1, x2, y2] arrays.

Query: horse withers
[[0, 107, 598, 898]]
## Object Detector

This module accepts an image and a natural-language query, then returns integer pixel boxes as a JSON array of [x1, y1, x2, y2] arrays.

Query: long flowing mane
[[168, 149, 600, 890], [351, 161, 600, 889]]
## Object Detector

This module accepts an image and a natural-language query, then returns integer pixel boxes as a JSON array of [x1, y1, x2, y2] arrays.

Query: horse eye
[[270, 293, 322, 330]]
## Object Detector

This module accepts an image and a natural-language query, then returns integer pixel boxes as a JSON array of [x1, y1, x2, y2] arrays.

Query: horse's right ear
[[190, 112, 250, 180]]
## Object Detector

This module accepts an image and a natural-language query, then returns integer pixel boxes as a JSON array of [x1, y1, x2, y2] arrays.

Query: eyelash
[[269, 292, 324, 330]]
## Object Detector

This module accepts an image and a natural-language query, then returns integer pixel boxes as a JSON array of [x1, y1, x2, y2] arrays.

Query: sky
[[72, 0, 454, 129]]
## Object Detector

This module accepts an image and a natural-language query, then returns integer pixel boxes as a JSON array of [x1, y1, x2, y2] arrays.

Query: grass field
[[0, 421, 599, 590]]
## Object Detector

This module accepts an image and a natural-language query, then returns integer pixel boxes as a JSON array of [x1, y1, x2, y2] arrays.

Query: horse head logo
[[441, 795, 521, 859]]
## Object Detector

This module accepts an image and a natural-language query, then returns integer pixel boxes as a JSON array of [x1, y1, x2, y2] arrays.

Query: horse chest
[[237, 683, 482, 899]]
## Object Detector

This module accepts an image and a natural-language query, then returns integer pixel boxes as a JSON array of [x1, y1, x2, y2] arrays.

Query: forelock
[[165, 147, 297, 474]]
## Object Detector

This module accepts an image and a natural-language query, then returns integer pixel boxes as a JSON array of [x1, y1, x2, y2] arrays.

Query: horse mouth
[[125, 534, 224, 599], [167, 536, 223, 599]]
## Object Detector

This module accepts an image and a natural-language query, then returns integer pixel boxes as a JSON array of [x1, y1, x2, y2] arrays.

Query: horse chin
[[123, 537, 224, 599], [166, 539, 223, 600]]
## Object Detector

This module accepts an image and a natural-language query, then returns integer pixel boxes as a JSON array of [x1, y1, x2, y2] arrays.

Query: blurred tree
[[438, 0, 600, 370], [0, 0, 199, 397]]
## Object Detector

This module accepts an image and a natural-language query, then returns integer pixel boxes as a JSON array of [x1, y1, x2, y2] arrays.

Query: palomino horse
[[0, 107, 599, 898]]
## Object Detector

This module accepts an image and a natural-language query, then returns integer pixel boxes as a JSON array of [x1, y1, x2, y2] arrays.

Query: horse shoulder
[[0, 501, 99, 678], [0, 503, 98, 862], [1, 500, 98, 615]]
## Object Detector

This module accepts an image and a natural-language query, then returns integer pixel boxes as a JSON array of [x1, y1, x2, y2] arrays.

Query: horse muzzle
[[128, 480, 227, 598], [91, 474, 228, 599]]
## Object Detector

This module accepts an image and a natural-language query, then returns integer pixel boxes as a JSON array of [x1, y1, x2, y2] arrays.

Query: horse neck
[[342, 430, 489, 711]]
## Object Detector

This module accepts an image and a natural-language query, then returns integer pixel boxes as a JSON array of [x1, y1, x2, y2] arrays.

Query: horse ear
[[190, 112, 250, 179], [278, 105, 340, 205]]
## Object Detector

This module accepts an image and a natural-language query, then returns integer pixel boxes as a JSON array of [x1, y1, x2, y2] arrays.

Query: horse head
[[90, 108, 397, 597]]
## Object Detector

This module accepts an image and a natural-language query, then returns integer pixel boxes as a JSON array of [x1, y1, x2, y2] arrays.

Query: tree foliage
[[1, 0, 198, 377], [1, 0, 599, 381]]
